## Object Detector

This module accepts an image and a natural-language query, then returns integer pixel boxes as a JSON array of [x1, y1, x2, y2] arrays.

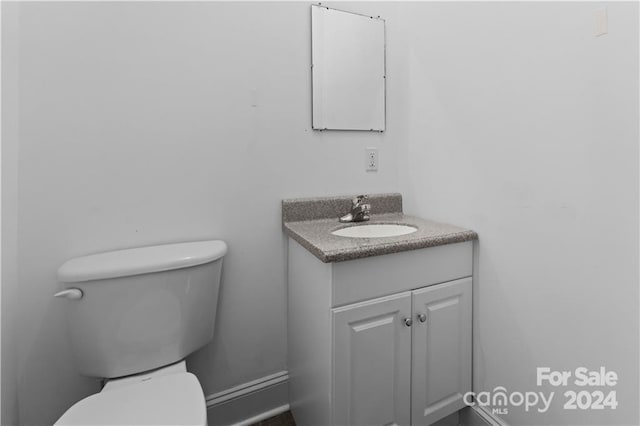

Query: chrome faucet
[[339, 195, 371, 223]]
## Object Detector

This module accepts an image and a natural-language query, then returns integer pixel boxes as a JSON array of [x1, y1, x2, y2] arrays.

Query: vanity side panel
[[332, 242, 473, 307], [288, 238, 333, 426]]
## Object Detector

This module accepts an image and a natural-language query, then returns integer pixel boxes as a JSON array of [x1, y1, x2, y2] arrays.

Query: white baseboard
[[466, 405, 510, 426], [206, 371, 289, 426], [231, 404, 290, 426], [204, 371, 510, 426]]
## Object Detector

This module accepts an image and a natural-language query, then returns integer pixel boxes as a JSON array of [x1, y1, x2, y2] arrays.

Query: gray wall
[[2, 2, 21, 425], [2, 2, 404, 424], [2, 2, 638, 426], [397, 2, 639, 425]]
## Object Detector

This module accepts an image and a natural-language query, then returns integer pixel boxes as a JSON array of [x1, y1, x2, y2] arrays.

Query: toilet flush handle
[[54, 288, 83, 300]]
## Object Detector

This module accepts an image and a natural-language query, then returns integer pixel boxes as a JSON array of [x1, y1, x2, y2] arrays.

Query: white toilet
[[53, 240, 228, 426]]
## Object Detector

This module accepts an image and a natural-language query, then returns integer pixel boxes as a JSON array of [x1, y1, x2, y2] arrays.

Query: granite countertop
[[282, 193, 478, 263]]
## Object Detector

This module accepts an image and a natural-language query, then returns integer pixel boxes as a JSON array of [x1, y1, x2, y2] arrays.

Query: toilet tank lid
[[58, 240, 228, 283]]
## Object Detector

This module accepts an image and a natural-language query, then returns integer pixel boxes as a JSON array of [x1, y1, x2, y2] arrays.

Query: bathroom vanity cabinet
[[287, 238, 473, 426]]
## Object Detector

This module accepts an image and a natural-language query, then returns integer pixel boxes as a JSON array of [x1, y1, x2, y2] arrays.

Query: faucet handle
[[353, 195, 368, 206]]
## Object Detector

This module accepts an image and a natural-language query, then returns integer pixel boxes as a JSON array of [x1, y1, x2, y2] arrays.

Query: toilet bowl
[[55, 362, 206, 426], [53, 240, 227, 425]]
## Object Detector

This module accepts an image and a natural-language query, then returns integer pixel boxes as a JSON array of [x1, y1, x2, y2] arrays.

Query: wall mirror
[[311, 5, 386, 131]]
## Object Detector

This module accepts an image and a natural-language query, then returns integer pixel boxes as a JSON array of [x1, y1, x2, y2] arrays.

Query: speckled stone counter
[[282, 193, 478, 263]]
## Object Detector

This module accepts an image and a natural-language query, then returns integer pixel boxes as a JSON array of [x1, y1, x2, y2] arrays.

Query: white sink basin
[[331, 224, 418, 238]]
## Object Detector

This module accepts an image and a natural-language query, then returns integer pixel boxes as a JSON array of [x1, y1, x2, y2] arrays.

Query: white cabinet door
[[411, 278, 472, 425], [332, 292, 412, 426]]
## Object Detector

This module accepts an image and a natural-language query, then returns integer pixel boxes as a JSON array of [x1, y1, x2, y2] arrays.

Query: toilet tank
[[57, 240, 227, 379]]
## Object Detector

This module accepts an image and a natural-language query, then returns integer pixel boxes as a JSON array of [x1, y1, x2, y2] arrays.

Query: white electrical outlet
[[594, 7, 608, 36], [366, 148, 378, 172]]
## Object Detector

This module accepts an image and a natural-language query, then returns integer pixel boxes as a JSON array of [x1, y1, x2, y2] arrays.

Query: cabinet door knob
[[417, 313, 427, 323], [403, 317, 413, 327]]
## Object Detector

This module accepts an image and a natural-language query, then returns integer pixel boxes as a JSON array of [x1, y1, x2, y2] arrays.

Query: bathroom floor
[[251, 411, 296, 426]]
